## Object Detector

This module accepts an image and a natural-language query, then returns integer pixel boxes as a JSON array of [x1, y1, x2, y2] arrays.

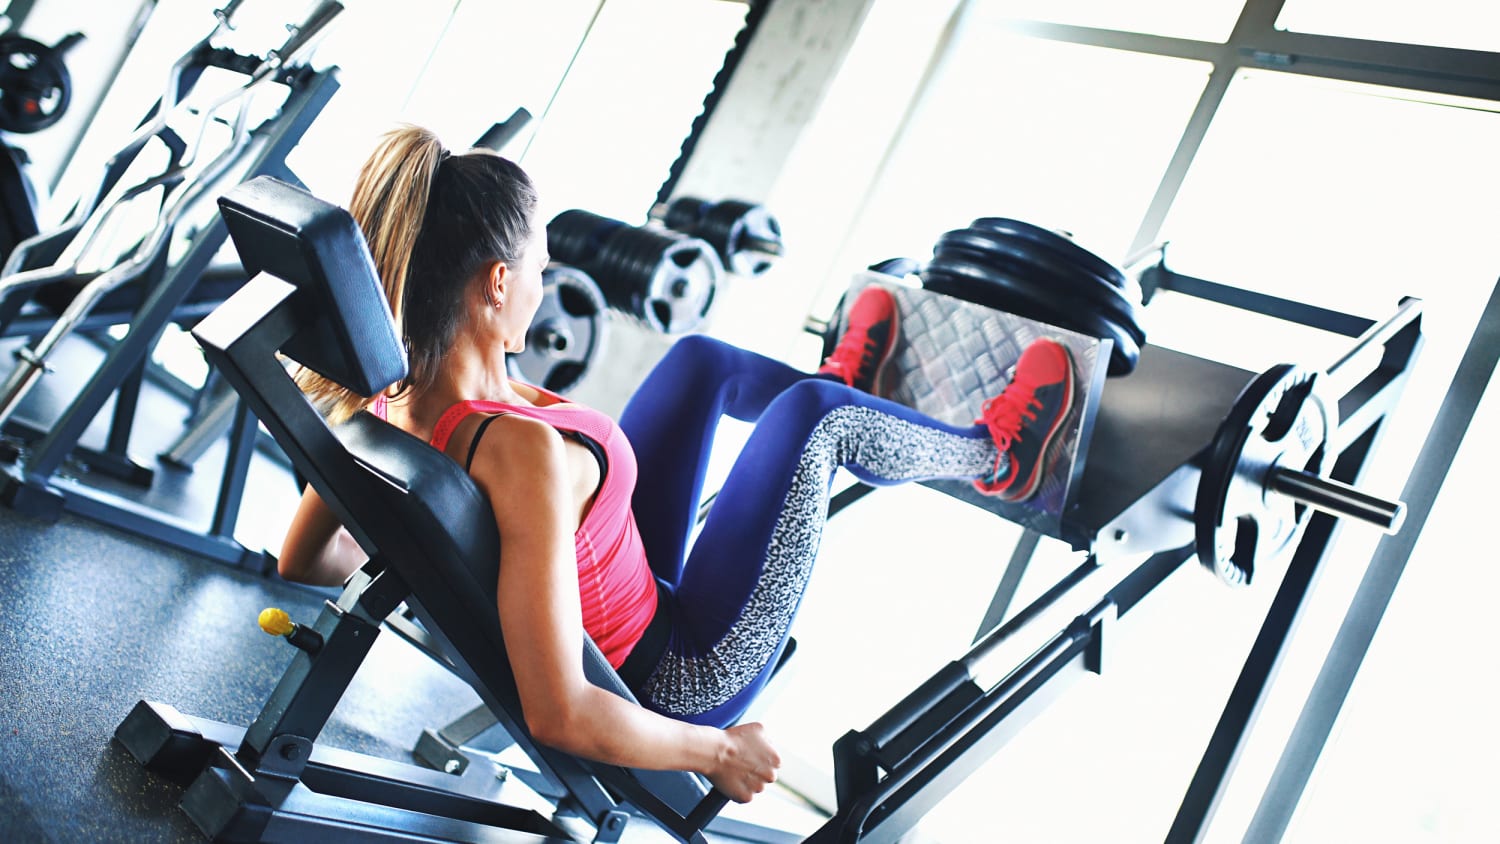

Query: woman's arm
[[278, 486, 368, 586], [473, 416, 780, 803]]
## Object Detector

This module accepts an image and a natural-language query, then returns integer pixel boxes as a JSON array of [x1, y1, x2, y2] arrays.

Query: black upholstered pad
[[218, 176, 405, 397]]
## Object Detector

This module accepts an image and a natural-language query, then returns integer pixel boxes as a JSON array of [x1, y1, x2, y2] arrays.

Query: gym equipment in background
[[0, 32, 82, 266], [472, 106, 531, 153], [0, 30, 83, 134], [505, 263, 608, 395], [660, 195, 784, 277], [0, 0, 343, 568], [546, 208, 722, 334]]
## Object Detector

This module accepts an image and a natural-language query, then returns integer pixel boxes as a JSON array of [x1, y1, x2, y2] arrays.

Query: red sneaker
[[818, 285, 900, 395], [973, 338, 1075, 502]]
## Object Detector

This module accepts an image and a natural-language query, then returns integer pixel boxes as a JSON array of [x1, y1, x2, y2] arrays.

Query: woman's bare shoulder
[[458, 413, 567, 487]]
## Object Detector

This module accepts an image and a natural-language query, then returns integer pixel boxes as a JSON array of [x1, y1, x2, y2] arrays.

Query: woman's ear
[[486, 260, 511, 310]]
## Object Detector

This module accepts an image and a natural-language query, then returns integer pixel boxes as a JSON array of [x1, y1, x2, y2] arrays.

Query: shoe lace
[[981, 372, 1043, 453], [825, 322, 878, 376]]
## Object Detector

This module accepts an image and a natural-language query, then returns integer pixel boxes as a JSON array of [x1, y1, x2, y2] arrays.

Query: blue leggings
[[617, 335, 1002, 727]]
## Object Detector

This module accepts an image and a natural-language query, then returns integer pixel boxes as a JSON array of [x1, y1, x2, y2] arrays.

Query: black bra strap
[[465, 414, 503, 471]]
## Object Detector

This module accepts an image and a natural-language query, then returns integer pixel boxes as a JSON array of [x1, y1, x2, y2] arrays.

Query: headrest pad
[[218, 176, 406, 396]]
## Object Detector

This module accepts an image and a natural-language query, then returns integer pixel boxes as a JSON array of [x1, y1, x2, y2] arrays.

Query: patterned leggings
[[617, 335, 1002, 727]]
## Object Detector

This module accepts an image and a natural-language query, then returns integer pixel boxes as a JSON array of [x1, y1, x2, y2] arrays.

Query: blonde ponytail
[[296, 125, 446, 423]]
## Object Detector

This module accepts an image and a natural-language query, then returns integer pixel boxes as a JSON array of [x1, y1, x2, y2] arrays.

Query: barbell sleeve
[[1266, 468, 1406, 534]]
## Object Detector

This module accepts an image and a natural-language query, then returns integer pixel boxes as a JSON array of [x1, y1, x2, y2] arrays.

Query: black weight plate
[[922, 257, 1140, 375], [546, 209, 623, 267], [959, 220, 1147, 321], [932, 230, 1144, 345], [970, 217, 1129, 291], [0, 36, 72, 134], [934, 228, 1143, 341], [701, 199, 782, 277], [1194, 365, 1335, 586], [663, 196, 711, 232]]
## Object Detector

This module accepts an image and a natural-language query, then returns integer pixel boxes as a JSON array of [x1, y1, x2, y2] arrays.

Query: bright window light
[[1278, 0, 1500, 53], [827, 31, 1209, 307], [1285, 370, 1500, 844], [517, 0, 748, 223]]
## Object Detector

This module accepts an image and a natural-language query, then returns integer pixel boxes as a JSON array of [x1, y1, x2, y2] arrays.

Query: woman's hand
[[707, 722, 781, 803]]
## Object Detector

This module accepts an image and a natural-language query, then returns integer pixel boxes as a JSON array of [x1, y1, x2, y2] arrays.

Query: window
[[517, 0, 748, 222], [1277, 0, 1500, 53], [821, 30, 1210, 315]]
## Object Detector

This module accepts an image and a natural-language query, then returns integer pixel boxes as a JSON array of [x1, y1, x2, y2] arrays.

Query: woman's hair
[[297, 124, 539, 422]]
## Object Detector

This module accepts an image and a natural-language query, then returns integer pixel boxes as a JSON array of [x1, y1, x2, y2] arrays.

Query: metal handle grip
[[1267, 468, 1406, 534]]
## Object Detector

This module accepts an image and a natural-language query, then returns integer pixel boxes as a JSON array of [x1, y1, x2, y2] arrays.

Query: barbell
[[1196, 364, 1405, 586]]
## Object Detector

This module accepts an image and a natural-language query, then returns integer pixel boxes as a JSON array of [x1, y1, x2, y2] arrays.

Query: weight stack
[[920, 218, 1146, 376]]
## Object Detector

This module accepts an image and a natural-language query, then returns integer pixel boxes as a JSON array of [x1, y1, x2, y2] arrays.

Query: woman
[[278, 125, 1076, 803]]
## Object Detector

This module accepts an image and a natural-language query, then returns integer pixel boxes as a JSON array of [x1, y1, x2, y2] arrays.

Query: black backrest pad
[[218, 176, 405, 396]]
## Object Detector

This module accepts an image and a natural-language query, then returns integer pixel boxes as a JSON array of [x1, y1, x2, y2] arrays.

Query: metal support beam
[[1244, 275, 1500, 841]]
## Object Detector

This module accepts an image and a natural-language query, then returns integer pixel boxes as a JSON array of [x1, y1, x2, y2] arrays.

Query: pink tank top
[[373, 390, 657, 668]]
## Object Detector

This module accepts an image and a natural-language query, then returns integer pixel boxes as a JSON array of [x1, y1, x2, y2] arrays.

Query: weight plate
[[700, 199, 783, 277], [1194, 365, 1337, 586], [638, 235, 720, 333], [663, 196, 712, 233], [0, 36, 72, 134], [932, 228, 1144, 345], [594, 225, 721, 334], [970, 217, 1128, 288], [922, 258, 1141, 375], [506, 264, 608, 394], [546, 209, 623, 268]]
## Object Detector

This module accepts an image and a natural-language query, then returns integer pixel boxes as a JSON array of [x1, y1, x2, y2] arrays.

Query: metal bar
[[1145, 266, 1374, 336], [1266, 468, 1404, 533], [1245, 275, 1500, 842], [240, 562, 408, 763], [972, 528, 1040, 643], [1126, 66, 1232, 259], [1252, 29, 1500, 103], [20, 69, 336, 482], [104, 358, 148, 457], [517, 0, 606, 165], [208, 395, 255, 538], [1323, 297, 1424, 396], [119, 701, 567, 841], [990, 3, 1500, 104], [1, 0, 40, 30], [825, 602, 1114, 844], [989, 19, 1229, 63], [159, 387, 237, 467]]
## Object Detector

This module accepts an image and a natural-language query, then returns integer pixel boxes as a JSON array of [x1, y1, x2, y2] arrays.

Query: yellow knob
[[259, 607, 293, 637]]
